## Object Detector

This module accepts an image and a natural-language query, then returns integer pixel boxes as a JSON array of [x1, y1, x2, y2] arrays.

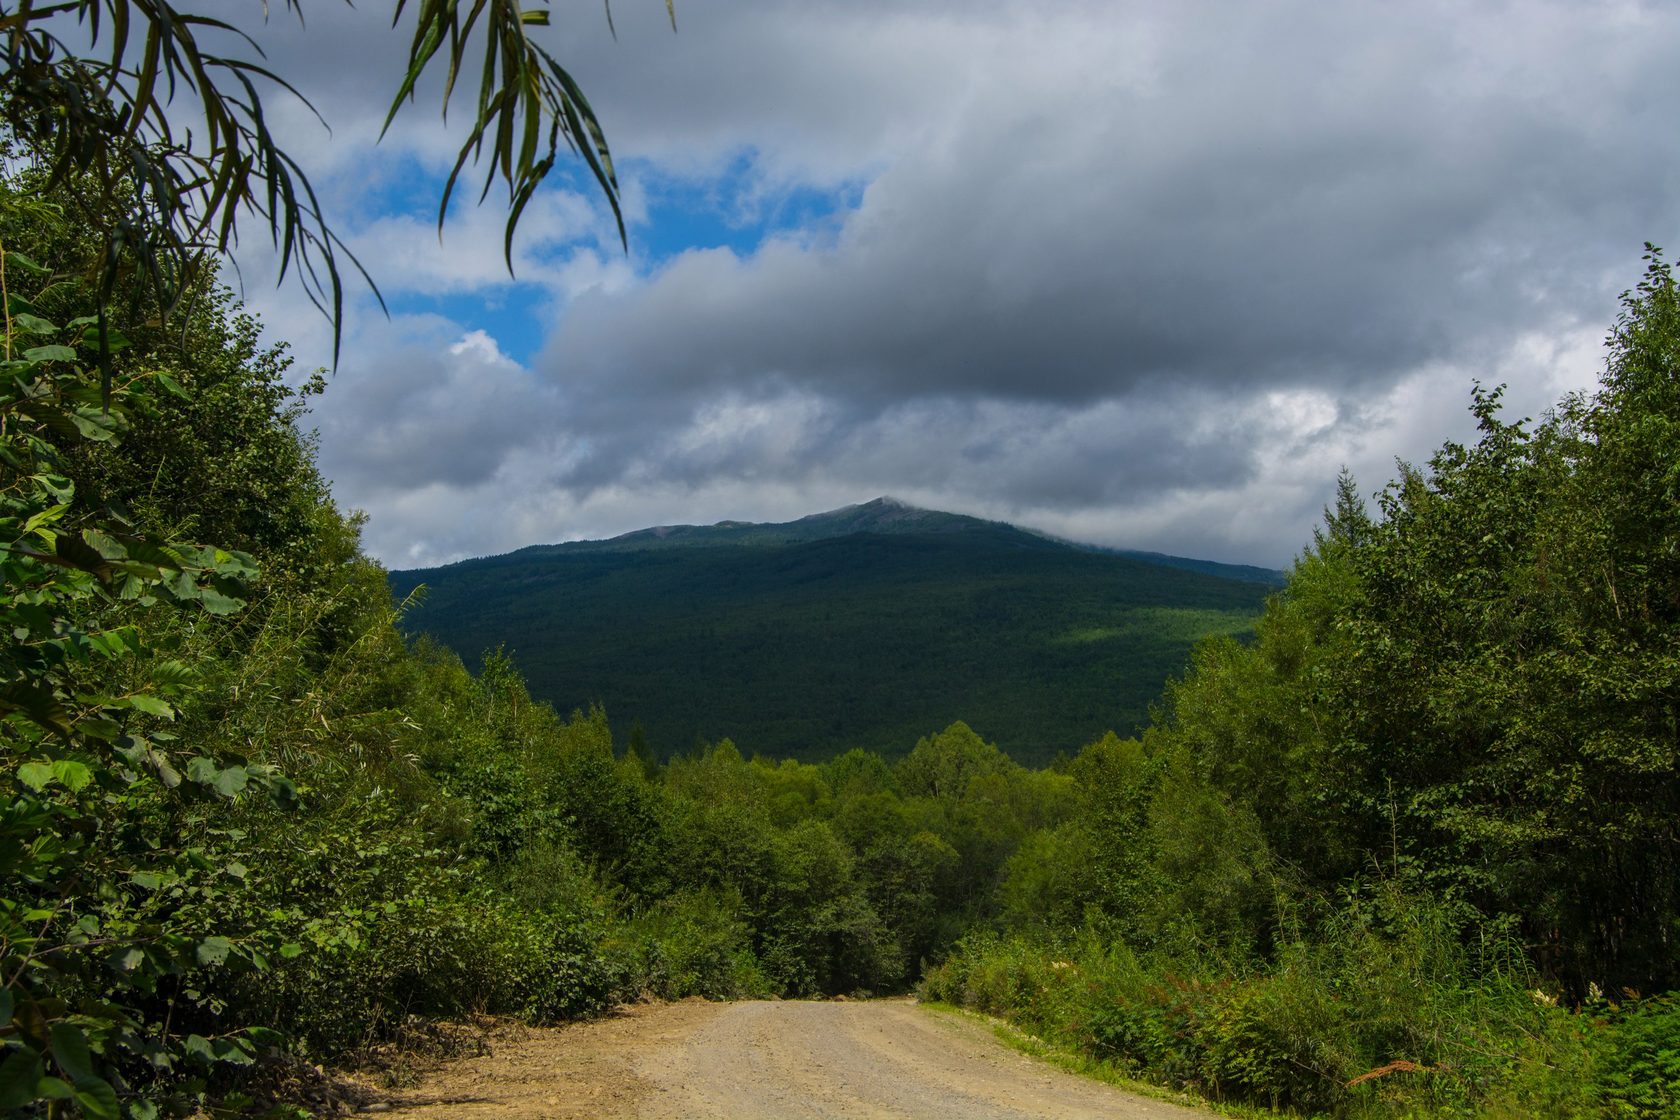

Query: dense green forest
[[389, 506, 1274, 765], [4, 153, 1680, 1120]]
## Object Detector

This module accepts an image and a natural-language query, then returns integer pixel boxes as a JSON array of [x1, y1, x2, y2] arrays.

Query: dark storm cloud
[[228, 1, 1680, 566]]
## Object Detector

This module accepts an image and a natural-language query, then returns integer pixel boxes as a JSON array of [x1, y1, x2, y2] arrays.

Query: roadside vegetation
[[3, 152, 1678, 1119]]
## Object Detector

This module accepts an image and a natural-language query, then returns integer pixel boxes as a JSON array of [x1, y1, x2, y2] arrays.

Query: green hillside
[[389, 501, 1275, 764]]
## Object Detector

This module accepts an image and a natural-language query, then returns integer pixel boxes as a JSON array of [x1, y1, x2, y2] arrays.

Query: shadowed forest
[[387, 503, 1275, 766], [4, 163, 1680, 1120]]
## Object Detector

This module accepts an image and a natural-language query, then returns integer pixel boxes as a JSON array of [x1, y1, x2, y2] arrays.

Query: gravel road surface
[[374, 998, 1216, 1120]]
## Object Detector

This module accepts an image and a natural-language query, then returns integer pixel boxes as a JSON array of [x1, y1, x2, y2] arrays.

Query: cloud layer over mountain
[[230, 0, 1680, 567]]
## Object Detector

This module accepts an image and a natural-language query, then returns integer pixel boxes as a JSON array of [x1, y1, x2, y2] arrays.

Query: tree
[[0, 0, 630, 370]]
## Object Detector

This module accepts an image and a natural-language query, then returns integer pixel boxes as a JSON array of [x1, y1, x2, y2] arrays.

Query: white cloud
[[216, 0, 1680, 569]]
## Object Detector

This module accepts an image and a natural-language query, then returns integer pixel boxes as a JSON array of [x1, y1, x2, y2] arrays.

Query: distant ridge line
[[424, 497, 1283, 586]]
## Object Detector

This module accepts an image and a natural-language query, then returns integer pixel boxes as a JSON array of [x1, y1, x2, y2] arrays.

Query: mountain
[[388, 499, 1279, 765], [511, 497, 1020, 553]]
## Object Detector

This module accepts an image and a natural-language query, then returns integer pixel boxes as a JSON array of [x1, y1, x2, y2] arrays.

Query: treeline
[[925, 251, 1680, 1117], [4, 149, 1678, 1120]]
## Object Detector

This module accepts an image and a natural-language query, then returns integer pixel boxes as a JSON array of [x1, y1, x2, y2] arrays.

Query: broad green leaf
[[125, 695, 174, 719], [22, 345, 77, 364], [9, 312, 58, 334], [50, 760, 92, 793], [152, 755, 182, 788], [196, 587, 246, 615], [22, 503, 70, 535], [73, 1077, 120, 1120], [278, 943, 304, 959], [3, 251, 48, 274], [182, 1035, 215, 1062], [111, 946, 146, 972], [195, 936, 234, 966], [185, 756, 219, 786], [38, 474, 75, 503], [16, 761, 53, 791], [35, 1075, 73, 1100], [67, 409, 119, 442], [213, 766, 249, 799], [212, 1038, 255, 1066], [49, 1021, 94, 1083], [0, 1047, 39, 1110]]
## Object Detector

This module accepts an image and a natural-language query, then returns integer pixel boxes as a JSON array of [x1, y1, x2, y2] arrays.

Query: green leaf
[[130, 871, 162, 891], [213, 766, 249, 799], [67, 408, 119, 442], [185, 756, 219, 786], [73, 1076, 120, 1120], [278, 942, 303, 959], [17, 761, 53, 791], [152, 755, 182, 788], [50, 760, 92, 793], [196, 587, 246, 615], [182, 1034, 215, 1062], [35, 1075, 73, 1100], [3, 251, 49, 275], [125, 694, 174, 719], [212, 1038, 255, 1066], [9, 312, 58, 334], [0, 1047, 40, 1110], [49, 1021, 95, 1083], [0, 682, 73, 738], [22, 345, 78, 364], [110, 947, 146, 972], [195, 936, 233, 966]]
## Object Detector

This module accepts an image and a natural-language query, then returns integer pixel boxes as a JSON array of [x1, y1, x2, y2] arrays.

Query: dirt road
[[373, 998, 1216, 1119]]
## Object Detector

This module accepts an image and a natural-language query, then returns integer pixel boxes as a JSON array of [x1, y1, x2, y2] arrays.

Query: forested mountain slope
[[390, 503, 1275, 764]]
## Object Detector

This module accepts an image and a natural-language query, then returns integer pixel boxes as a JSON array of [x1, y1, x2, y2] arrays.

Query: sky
[[218, 0, 1680, 569]]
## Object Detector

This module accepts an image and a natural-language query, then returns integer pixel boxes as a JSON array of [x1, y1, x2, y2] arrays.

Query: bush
[[1591, 995, 1680, 1119]]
